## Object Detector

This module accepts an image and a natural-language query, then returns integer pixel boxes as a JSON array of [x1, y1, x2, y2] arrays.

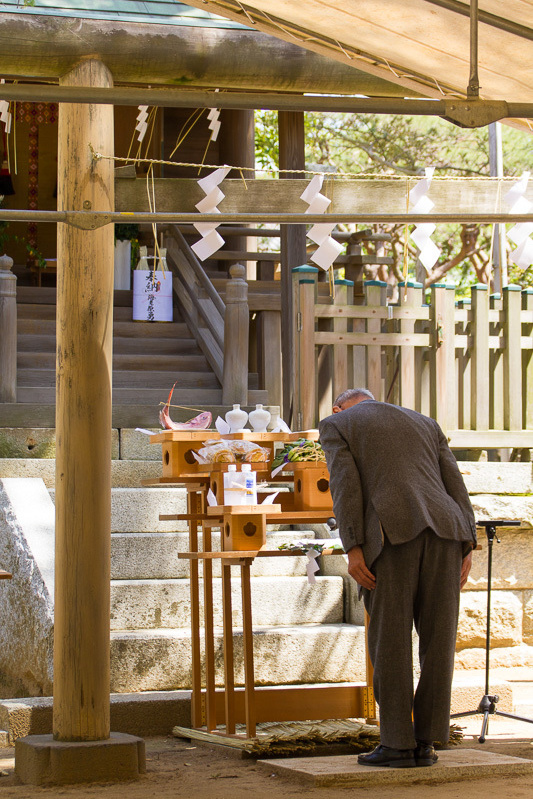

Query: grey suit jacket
[[319, 400, 477, 569]]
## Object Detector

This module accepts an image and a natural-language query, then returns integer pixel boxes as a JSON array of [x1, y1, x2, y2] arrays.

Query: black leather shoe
[[414, 742, 438, 767], [357, 744, 416, 768]]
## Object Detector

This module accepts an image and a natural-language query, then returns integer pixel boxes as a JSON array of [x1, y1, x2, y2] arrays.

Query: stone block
[[455, 643, 533, 670], [457, 591, 522, 650], [524, 590, 533, 645], [0, 691, 191, 743], [319, 552, 365, 624], [458, 462, 533, 494], [0, 457, 157, 488], [110, 624, 367, 692], [0, 429, 119, 460], [0, 479, 54, 696], [470, 496, 533, 527], [15, 733, 145, 786], [110, 575, 344, 630], [120, 428, 162, 461], [109, 487, 188, 532], [110, 531, 311, 580], [465, 530, 533, 590]]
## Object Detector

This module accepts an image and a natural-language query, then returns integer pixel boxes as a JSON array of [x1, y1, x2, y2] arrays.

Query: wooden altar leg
[[188, 489, 203, 728], [222, 564, 236, 734], [241, 560, 256, 737], [203, 523, 217, 731], [364, 609, 378, 724]]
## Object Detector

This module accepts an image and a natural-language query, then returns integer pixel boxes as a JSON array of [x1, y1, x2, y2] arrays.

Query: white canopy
[[184, 1, 533, 124]]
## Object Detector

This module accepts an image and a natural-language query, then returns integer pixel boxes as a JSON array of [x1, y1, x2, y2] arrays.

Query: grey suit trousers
[[362, 529, 463, 749]]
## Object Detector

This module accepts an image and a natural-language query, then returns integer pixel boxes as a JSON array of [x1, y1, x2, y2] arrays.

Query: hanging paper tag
[[207, 489, 217, 507], [306, 548, 320, 585]]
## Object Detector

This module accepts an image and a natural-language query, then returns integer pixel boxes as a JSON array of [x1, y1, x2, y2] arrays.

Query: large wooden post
[[0, 255, 16, 403], [222, 263, 249, 405], [219, 110, 256, 278], [54, 59, 114, 742], [279, 111, 306, 423]]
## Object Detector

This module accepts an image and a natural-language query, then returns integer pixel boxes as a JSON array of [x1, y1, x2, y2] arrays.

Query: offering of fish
[[159, 383, 212, 431]]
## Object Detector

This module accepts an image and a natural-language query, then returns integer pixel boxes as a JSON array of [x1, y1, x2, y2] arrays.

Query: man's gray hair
[[333, 388, 375, 407]]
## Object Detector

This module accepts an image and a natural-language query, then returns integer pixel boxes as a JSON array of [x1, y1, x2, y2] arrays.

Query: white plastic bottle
[[223, 464, 241, 505], [241, 463, 257, 505]]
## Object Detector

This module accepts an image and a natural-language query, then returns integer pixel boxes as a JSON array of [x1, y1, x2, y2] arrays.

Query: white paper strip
[[300, 175, 340, 271], [207, 489, 217, 507], [505, 172, 533, 269], [135, 428, 155, 436], [408, 167, 441, 273], [136, 105, 149, 143], [192, 166, 231, 260], [261, 492, 280, 505], [215, 416, 231, 434]]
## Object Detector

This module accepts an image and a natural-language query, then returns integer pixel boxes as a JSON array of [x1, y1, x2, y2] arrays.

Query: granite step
[[110, 575, 344, 630]]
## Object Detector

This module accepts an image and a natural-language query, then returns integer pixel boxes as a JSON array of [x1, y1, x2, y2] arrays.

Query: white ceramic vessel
[[248, 403, 271, 432], [225, 403, 248, 433]]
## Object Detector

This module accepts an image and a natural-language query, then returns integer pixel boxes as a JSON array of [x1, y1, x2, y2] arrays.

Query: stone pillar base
[[15, 732, 146, 786]]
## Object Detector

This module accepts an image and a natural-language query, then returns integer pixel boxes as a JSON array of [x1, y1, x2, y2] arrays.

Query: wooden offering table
[[152, 429, 376, 741]]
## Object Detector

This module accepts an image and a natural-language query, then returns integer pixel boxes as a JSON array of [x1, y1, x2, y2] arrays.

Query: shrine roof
[[0, 1, 247, 29]]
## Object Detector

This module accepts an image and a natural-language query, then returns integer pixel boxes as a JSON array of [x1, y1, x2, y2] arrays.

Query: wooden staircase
[[12, 286, 267, 427]]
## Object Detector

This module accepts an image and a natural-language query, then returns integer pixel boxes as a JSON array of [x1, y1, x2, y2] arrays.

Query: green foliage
[[254, 110, 533, 289], [0, 219, 46, 269]]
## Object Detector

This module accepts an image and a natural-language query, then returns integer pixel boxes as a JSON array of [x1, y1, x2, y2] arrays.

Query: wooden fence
[[293, 267, 533, 450]]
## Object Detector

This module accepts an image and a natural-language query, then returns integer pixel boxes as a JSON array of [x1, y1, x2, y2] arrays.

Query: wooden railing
[[294, 268, 533, 450]]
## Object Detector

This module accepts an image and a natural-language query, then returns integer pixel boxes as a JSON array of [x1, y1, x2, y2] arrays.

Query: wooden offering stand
[[153, 429, 376, 741]]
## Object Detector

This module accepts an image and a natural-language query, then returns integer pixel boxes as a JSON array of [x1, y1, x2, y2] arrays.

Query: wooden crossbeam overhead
[[1, 175, 533, 224], [115, 177, 533, 219]]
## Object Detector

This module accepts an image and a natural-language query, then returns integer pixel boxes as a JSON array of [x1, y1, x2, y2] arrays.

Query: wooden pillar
[[222, 263, 249, 405], [219, 110, 255, 278], [279, 111, 306, 423], [54, 59, 114, 742], [522, 289, 533, 431], [430, 284, 456, 433], [399, 281, 423, 410], [0, 255, 16, 403]]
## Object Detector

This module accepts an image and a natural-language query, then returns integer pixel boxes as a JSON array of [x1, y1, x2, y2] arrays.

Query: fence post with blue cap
[[293, 266, 318, 429]]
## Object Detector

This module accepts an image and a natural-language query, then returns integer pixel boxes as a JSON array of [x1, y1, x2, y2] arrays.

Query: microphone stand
[[451, 519, 533, 743]]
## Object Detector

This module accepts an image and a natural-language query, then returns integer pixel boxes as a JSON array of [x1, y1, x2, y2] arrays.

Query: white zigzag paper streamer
[[505, 172, 533, 269], [207, 107, 221, 142], [135, 105, 149, 143], [300, 175, 342, 271], [409, 167, 441, 272], [191, 166, 231, 260], [0, 80, 11, 134]]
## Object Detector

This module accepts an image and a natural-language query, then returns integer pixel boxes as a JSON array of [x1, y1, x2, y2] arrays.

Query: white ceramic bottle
[[225, 403, 248, 433], [248, 403, 271, 433]]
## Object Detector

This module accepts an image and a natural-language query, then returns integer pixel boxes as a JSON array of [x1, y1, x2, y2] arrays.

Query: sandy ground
[[0, 715, 532, 798]]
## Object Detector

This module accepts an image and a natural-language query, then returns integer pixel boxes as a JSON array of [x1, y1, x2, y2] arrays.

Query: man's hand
[[347, 545, 376, 590], [460, 551, 472, 590]]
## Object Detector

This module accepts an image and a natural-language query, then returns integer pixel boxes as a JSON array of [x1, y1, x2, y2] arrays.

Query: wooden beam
[[116, 177, 533, 217], [0, 15, 408, 96]]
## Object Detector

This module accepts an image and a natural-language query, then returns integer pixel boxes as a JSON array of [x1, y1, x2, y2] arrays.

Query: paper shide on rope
[[408, 167, 441, 273], [300, 175, 342, 271], [191, 166, 231, 260], [505, 172, 533, 270]]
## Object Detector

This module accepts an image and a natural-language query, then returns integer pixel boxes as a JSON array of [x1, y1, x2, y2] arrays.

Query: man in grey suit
[[319, 388, 476, 768]]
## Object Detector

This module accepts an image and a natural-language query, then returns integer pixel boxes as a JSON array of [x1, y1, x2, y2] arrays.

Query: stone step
[[0, 676, 519, 744], [16, 386, 226, 405], [110, 531, 315, 580], [109, 623, 366, 692], [110, 575, 344, 630], [18, 350, 207, 370]]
